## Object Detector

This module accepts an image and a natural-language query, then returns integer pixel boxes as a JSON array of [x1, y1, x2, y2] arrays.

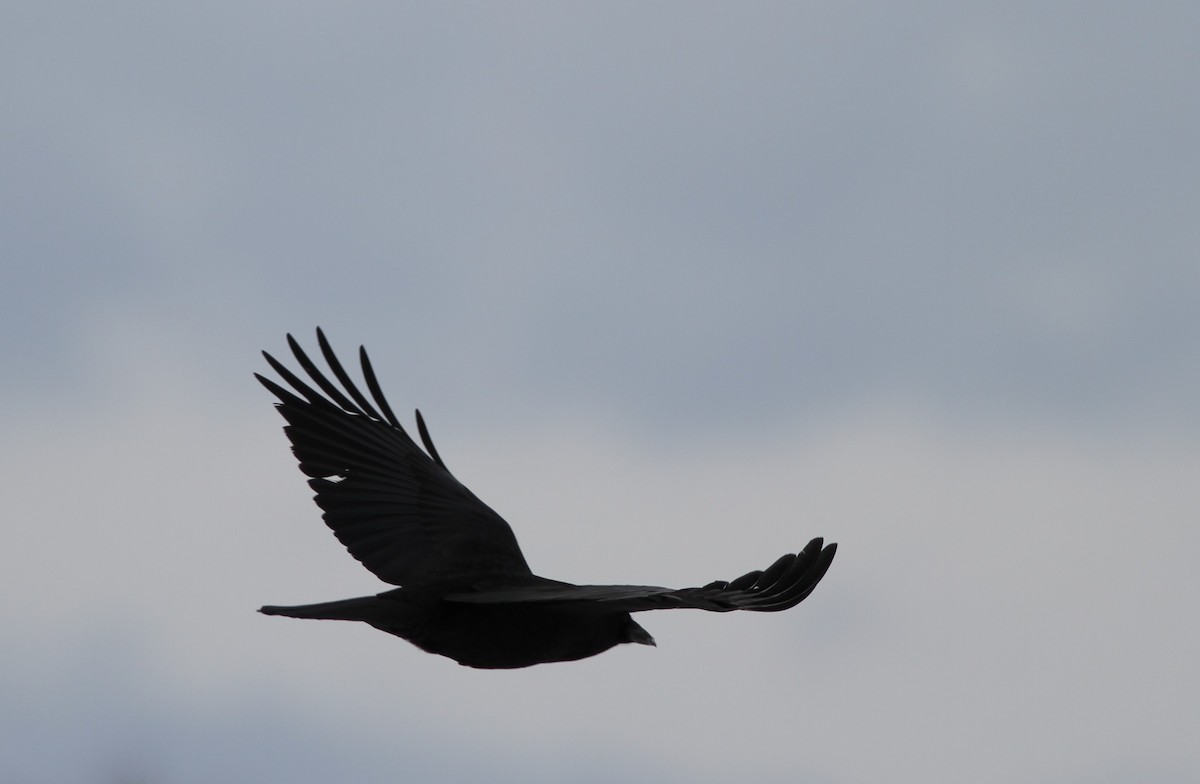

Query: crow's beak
[[629, 620, 656, 647]]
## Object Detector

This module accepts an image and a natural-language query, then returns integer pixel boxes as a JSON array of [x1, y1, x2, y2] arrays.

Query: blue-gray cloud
[[4, 3, 1196, 435]]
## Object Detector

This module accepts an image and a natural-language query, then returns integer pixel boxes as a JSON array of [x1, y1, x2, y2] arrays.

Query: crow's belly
[[377, 602, 629, 669]]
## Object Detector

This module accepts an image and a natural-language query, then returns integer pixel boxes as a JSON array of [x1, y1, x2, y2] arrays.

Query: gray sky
[[3, 3, 1198, 783]]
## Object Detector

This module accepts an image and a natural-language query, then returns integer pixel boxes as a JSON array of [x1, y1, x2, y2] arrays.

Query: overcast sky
[[3, 3, 1198, 783]]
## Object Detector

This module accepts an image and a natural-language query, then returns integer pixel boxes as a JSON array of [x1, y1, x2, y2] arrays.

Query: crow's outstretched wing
[[257, 329, 532, 587], [445, 538, 836, 612]]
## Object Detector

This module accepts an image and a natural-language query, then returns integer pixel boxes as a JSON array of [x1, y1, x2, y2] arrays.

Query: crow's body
[[265, 586, 650, 669], [259, 330, 837, 668]]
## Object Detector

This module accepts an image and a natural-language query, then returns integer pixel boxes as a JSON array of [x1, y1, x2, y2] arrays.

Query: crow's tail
[[260, 595, 385, 622]]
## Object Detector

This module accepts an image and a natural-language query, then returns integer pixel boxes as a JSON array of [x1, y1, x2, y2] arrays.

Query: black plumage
[[259, 330, 837, 668]]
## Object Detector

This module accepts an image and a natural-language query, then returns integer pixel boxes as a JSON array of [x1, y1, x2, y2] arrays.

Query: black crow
[[258, 330, 837, 668]]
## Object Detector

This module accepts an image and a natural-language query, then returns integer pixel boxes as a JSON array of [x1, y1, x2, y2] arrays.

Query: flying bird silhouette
[[258, 330, 837, 668]]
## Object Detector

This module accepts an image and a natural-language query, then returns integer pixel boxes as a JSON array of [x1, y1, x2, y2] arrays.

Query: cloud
[[2, 357, 1196, 781], [2, 3, 1198, 782]]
